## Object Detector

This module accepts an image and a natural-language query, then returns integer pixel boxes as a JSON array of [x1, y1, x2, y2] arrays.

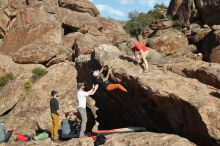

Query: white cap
[[93, 70, 99, 77]]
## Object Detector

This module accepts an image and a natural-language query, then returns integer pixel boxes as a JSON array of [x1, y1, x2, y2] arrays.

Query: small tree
[[124, 9, 163, 38]]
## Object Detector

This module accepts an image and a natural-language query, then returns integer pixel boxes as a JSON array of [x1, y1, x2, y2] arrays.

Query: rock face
[[0, 55, 44, 116], [7, 62, 76, 134], [75, 33, 109, 56], [12, 43, 73, 66], [147, 28, 189, 54], [97, 17, 130, 45], [0, 21, 63, 56], [2, 0, 220, 145], [15, 6, 48, 26], [0, 1, 128, 61], [0, 55, 98, 136], [0, 7, 63, 55], [3, 61, 71, 134], [165, 55, 220, 89], [210, 45, 220, 63], [63, 32, 83, 49], [168, 0, 220, 25], [76, 45, 220, 146], [55, 7, 102, 34], [58, 0, 99, 17]]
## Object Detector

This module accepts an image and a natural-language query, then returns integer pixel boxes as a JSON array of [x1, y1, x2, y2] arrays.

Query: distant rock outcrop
[[168, 0, 220, 25]]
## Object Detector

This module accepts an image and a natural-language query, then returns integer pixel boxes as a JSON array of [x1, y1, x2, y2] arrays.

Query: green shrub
[[31, 67, 48, 82], [0, 73, 14, 88], [124, 9, 163, 38], [24, 80, 32, 91]]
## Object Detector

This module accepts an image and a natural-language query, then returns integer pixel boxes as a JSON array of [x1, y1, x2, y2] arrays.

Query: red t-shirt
[[132, 41, 149, 52]]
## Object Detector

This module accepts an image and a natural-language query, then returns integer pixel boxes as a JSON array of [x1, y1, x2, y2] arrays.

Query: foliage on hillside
[[124, 6, 164, 38]]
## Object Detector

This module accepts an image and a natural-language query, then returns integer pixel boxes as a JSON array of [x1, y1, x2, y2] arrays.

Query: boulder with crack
[[77, 44, 220, 146], [55, 7, 102, 34]]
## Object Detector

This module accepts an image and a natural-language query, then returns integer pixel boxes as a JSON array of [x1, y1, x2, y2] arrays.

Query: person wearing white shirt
[[77, 82, 98, 137]]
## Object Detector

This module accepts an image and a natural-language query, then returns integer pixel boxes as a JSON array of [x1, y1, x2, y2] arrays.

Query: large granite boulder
[[165, 55, 220, 89], [58, 0, 99, 17], [147, 28, 189, 54], [55, 7, 102, 34], [75, 33, 110, 55], [12, 43, 73, 66], [77, 45, 220, 146], [97, 17, 130, 45], [0, 21, 63, 56]]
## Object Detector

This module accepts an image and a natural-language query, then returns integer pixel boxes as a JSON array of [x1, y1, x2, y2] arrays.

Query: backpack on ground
[[93, 134, 107, 146]]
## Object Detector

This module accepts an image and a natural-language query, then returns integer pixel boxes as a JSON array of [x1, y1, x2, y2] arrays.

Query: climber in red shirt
[[128, 40, 150, 72]]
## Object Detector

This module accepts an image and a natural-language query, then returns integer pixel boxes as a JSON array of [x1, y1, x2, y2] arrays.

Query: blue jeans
[[0, 131, 12, 143]]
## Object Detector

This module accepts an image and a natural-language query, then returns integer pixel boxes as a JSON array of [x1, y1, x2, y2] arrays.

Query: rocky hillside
[[168, 0, 220, 26], [167, 0, 220, 63], [0, 0, 220, 146]]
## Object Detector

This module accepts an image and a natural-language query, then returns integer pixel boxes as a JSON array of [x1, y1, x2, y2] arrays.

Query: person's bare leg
[[143, 57, 149, 72]]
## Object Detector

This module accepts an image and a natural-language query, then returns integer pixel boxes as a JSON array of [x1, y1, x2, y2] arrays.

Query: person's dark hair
[[77, 82, 84, 89], [65, 112, 70, 118], [51, 90, 57, 97]]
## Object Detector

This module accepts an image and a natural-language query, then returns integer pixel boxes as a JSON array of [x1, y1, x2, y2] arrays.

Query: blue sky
[[90, 0, 171, 20]]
